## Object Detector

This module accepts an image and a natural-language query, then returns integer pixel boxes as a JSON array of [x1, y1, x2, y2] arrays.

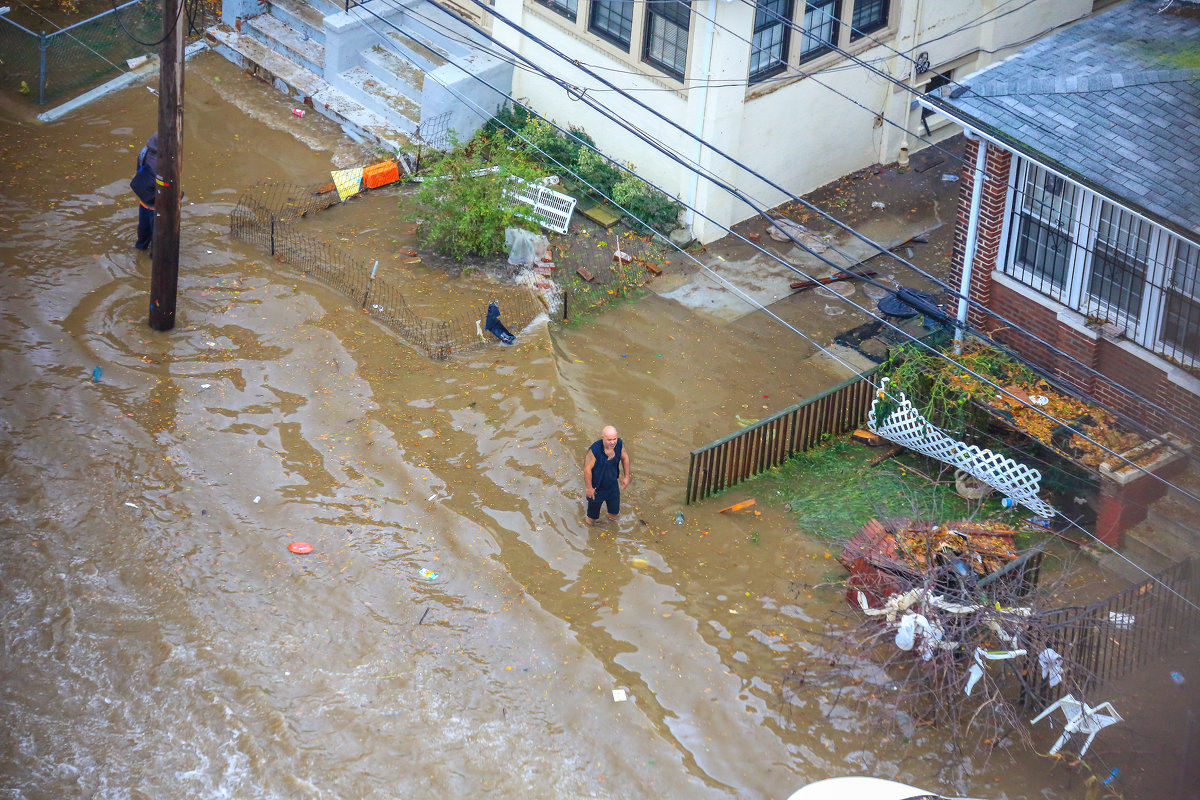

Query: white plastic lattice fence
[[504, 178, 577, 233], [867, 378, 1056, 517]]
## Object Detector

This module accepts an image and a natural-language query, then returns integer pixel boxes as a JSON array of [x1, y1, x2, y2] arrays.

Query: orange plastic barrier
[[362, 159, 401, 189]]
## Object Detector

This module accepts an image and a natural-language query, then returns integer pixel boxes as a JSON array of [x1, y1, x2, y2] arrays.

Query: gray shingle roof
[[932, 0, 1200, 238]]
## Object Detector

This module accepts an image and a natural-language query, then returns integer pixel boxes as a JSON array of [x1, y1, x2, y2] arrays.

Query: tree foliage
[[405, 135, 545, 260]]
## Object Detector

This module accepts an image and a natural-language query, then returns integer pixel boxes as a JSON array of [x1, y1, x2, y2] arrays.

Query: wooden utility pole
[[148, 0, 185, 331]]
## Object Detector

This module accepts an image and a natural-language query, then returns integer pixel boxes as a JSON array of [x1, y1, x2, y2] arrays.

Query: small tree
[[405, 134, 546, 260]]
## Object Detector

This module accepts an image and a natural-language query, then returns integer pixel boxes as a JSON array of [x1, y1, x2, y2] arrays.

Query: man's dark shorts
[[586, 493, 620, 520]]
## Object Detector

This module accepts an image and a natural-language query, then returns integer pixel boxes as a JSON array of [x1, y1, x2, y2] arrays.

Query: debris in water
[[288, 542, 313, 554], [419, 568, 438, 581], [91, 366, 102, 382], [612, 688, 627, 702]]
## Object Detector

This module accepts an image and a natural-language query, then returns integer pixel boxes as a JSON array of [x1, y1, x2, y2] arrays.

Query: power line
[[344, 0, 1200, 609], [418, 0, 1200, 472]]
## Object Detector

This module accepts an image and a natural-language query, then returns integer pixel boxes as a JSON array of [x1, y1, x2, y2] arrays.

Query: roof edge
[[920, 95, 1200, 244]]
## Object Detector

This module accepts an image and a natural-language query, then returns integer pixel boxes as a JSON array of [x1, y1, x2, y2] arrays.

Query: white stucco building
[[490, 0, 1096, 241]]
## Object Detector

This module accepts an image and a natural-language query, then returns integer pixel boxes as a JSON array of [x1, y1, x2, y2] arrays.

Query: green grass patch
[[744, 436, 1003, 541]]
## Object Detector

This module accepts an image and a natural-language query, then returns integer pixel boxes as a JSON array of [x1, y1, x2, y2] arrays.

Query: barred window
[[750, 0, 793, 82], [1088, 204, 1152, 320], [643, 0, 691, 79], [536, 0, 578, 22], [589, 0, 635, 48], [1162, 241, 1200, 361], [1010, 163, 1078, 298], [800, 0, 841, 62], [849, 0, 888, 40]]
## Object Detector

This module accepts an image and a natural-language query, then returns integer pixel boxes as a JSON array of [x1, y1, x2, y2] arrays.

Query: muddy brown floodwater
[[0, 52, 1119, 799]]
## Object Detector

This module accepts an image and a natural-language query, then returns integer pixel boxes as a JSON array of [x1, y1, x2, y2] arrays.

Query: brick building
[[922, 0, 1200, 440]]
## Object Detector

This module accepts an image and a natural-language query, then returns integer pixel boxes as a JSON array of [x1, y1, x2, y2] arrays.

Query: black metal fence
[[230, 181, 546, 360], [1021, 556, 1200, 709]]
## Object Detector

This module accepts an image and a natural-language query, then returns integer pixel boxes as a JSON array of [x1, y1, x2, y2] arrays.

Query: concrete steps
[[243, 12, 326, 76], [208, 25, 413, 152], [334, 65, 421, 133], [210, 0, 503, 153], [1102, 466, 1200, 584]]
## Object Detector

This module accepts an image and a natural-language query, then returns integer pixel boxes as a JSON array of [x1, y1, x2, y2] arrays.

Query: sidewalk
[[649, 136, 967, 366]]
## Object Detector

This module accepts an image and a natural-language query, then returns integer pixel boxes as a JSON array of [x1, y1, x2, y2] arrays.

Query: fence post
[[270, 214, 276, 256], [38, 32, 47, 105], [362, 260, 378, 308]]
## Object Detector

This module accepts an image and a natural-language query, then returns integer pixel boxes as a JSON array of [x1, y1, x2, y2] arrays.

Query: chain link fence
[[230, 181, 547, 360], [0, 0, 218, 106]]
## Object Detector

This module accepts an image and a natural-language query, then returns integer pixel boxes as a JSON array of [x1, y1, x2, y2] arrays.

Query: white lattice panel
[[505, 178, 577, 233], [868, 378, 1056, 517]]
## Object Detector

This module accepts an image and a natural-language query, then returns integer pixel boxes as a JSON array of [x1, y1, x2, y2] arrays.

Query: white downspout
[[955, 130, 987, 355], [685, 0, 717, 229]]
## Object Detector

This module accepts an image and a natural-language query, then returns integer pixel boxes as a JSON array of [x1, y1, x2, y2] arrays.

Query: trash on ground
[[484, 302, 516, 345], [612, 688, 627, 702], [253, 496, 261, 504], [790, 268, 877, 293], [674, 511, 684, 525], [123, 501, 138, 509], [1172, 671, 1186, 685], [941, 173, 959, 182], [91, 367, 102, 383], [288, 542, 314, 554], [871, 201, 886, 209], [717, 499, 756, 513], [419, 568, 438, 581]]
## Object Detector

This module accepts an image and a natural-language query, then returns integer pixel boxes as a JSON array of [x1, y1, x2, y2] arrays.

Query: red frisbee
[[288, 541, 313, 554]]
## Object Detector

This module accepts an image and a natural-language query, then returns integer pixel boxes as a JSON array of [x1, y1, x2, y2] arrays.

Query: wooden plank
[[576, 267, 595, 282], [645, 262, 663, 276], [789, 268, 878, 292]]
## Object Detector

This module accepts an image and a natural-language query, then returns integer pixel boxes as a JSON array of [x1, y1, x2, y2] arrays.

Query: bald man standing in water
[[583, 425, 631, 526]]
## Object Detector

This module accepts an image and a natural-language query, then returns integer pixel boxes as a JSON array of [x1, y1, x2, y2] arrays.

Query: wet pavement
[[0, 52, 1185, 800]]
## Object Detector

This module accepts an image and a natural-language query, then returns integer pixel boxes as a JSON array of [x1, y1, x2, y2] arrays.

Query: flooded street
[[0, 53, 1113, 799]]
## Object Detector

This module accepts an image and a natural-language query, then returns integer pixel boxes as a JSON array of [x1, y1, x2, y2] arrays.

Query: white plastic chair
[[1031, 693, 1122, 756]]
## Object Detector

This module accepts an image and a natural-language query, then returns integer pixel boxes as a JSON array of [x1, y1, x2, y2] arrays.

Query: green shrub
[[405, 137, 545, 260], [612, 170, 683, 234]]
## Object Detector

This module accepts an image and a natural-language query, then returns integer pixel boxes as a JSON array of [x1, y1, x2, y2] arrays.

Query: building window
[[589, 0, 634, 49], [750, 0, 793, 82], [1088, 205, 1151, 320], [643, 0, 691, 79], [799, 0, 841, 62], [536, 0, 578, 22], [1162, 241, 1200, 361], [849, 0, 888, 39], [1005, 156, 1200, 367], [1010, 163, 1077, 298]]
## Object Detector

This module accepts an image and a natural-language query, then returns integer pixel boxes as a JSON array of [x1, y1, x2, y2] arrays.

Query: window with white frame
[[1162, 241, 1200, 362], [1004, 157, 1200, 365], [1010, 163, 1078, 300], [643, 0, 692, 79]]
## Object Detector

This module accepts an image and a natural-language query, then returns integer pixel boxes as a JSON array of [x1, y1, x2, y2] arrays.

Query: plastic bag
[[895, 614, 917, 650], [505, 228, 549, 267]]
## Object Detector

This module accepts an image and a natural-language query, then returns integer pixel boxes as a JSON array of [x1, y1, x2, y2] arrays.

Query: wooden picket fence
[[685, 372, 877, 504]]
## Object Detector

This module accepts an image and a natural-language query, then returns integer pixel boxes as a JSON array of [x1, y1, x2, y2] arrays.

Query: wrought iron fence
[[230, 181, 546, 360], [0, 0, 217, 105], [1021, 556, 1200, 709]]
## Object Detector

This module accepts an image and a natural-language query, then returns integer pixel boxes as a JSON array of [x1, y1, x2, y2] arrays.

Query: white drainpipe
[[955, 130, 988, 355], [685, 0, 717, 229]]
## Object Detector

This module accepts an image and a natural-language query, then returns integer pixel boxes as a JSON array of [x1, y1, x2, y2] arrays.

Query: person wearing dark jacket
[[132, 132, 158, 250]]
